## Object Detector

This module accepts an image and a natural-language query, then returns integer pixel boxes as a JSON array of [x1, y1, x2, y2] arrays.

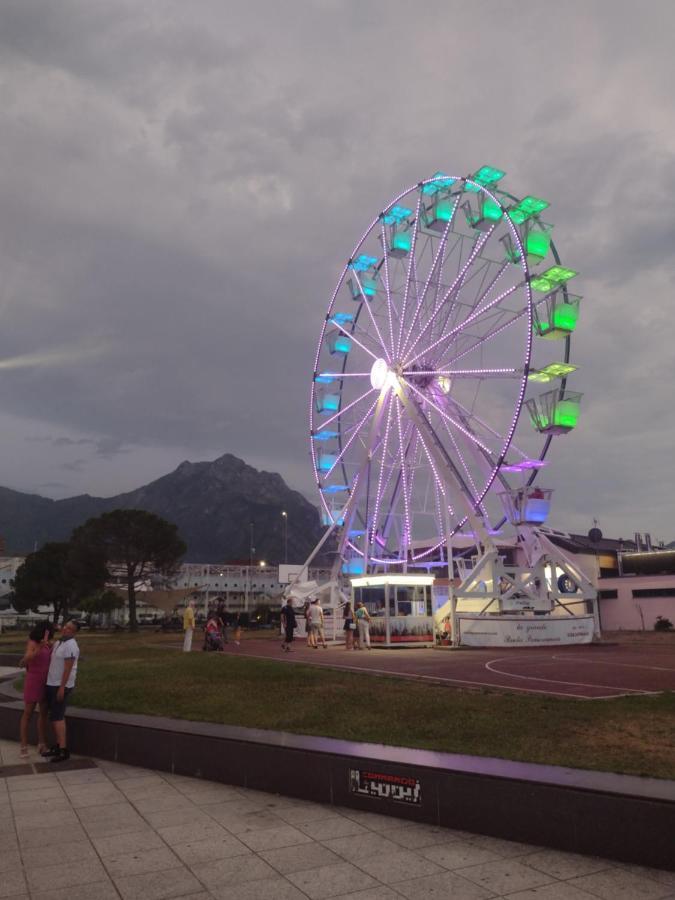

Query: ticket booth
[[350, 575, 435, 647]]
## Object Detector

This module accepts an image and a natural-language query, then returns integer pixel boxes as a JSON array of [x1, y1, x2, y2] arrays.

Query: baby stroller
[[203, 620, 225, 652]]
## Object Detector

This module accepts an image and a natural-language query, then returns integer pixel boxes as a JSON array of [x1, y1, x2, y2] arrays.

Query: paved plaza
[[0, 739, 673, 900]]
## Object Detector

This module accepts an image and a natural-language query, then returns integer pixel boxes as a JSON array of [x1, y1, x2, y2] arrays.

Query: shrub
[[654, 616, 673, 632]]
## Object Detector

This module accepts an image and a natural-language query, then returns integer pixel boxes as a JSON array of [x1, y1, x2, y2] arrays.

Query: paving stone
[[521, 848, 615, 880], [329, 888, 404, 900], [457, 859, 557, 895], [129, 792, 195, 814], [191, 854, 277, 889], [383, 823, 463, 850], [617, 865, 675, 889], [298, 816, 369, 841], [420, 841, 503, 869], [103, 845, 183, 878], [468, 834, 538, 857], [26, 858, 108, 893], [14, 807, 81, 830], [210, 877, 310, 900], [260, 840, 343, 874], [143, 804, 214, 829], [504, 883, 605, 900], [17, 821, 89, 848], [394, 870, 496, 899], [92, 827, 166, 857], [322, 832, 402, 861], [156, 819, 233, 847], [355, 849, 446, 884], [20, 839, 99, 867], [171, 833, 252, 864], [238, 823, 315, 851], [113, 865, 205, 900], [6, 773, 59, 792], [287, 861, 380, 900], [31, 882, 121, 900], [275, 803, 346, 826], [55, 769, 109, 786], [210, 808, 288, 834], [567, 868, 675, 900], [0, 848, 21, 874], [66, 783, 127, 808]]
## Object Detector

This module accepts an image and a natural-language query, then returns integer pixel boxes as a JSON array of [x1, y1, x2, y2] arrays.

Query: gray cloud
[[0, 0, 673, 540]]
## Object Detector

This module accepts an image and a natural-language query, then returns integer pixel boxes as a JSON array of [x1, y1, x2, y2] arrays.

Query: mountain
[[0, 454, 325, 563]]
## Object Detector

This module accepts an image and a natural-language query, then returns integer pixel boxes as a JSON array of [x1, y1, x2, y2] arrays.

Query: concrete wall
[[598, 575, 675, 631]]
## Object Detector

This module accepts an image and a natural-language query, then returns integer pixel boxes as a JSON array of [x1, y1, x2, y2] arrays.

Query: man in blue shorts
[[43, 619, 80, 763]]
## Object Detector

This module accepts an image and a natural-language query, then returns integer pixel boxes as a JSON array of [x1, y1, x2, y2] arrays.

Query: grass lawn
[[3, 630, 674, 780]]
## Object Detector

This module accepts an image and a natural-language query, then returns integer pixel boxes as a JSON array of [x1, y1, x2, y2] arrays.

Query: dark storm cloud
[[0, 0, 674, 538]]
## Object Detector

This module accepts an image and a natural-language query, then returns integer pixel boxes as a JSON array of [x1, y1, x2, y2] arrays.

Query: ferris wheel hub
[[370, 358, 398, 391]]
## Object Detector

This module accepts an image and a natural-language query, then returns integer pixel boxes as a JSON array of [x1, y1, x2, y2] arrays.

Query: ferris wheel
[[310, 167, 583, 573]]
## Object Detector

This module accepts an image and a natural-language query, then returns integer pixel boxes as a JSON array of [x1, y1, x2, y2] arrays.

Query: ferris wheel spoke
[[415, 420, 455, 519], [404, 281, 522, 368], [402, 378, 494, 456], [439, 416, 490, 519], [396, 193, 423, 358], [403, 224, 496, 362], [324, 397, 379, 479], [377, 414, 415, 545], [444, 300, 532, 368], [437, 259, 511, 344], [395, 398, 412, 559], [402, 367, 520, 379], [380, 222, 397, 358], [368, 392, 395, 547], [317, 386, 377, 430], [350, 270, 392, 361], [399, 201, 457, 360], [331, 317, 383, 362], [445, 393, 529, 461]]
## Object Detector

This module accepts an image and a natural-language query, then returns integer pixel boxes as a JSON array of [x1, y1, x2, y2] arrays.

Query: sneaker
[[41, 745, 59, 758], [50, 748, 70, 764]]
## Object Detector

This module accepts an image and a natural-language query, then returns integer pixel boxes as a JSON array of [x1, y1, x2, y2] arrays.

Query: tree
[[78, 589, 125, 627], [71, 509, 187, 631], [12, 541, 107, 623]]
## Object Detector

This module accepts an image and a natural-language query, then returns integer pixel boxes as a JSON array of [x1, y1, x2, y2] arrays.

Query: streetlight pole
[[282, 510, 288, 565]]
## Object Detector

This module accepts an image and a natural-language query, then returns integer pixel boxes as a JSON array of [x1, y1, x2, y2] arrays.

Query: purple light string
[[440, 417, 488, 520], [400, 200, 457, 360], [404, 281, 521, 368], [402, 378, 493, 455], [319, 386, 376, 431], [369, 393, 395, 547], [395, 398, 412, 561], [403, 223, 496, 363], [395, 192, 423, 359], [351, 269, 391, 363], [379, 221, 397, 358], [325, 397, 379, 479]]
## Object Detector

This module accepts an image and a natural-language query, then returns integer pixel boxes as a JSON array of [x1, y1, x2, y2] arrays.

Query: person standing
[[19, 621, 54, 758], [308, 599, 328, 649], [183, 600, 196, 652], [43, 620, 80, 763], [281, 597, 297, 652], [355, 601, 372, 649], [343, 601, 356, 650]]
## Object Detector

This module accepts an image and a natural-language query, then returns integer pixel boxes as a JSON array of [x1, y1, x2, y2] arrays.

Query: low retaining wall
[[0, 678, 672, 870]]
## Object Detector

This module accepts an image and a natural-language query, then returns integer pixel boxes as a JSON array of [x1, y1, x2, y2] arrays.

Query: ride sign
[[349, 768, 422, 805]]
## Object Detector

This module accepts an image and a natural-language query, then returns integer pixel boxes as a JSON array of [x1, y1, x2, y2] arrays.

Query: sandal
[[20, 746, 29, 759]]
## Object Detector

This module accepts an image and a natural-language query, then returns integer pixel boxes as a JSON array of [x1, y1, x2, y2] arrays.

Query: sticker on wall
[[349, 768, 421, 805]]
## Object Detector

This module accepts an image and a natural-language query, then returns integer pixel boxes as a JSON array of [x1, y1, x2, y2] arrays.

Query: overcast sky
[[0, 0, 674, 542]]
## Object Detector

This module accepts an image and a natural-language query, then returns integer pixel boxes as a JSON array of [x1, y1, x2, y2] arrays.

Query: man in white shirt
[[308, 599, 327, 649], [43, 619, 80, 763]]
